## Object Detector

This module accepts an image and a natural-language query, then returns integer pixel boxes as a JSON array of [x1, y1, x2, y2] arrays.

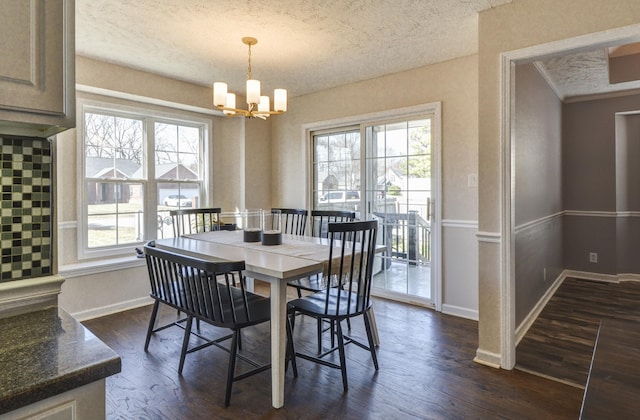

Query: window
[[313, 128, 361, 212], [81, 104, 209, 258]]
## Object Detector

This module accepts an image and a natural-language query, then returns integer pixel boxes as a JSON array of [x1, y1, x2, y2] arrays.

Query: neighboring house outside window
[[80, 104, 209, 258]]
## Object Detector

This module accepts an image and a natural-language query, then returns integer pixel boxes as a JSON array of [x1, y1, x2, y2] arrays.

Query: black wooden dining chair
[[287, 209, 357, 353], [170, 207, 221, 237], [287, 220, 379, 392], [271, 208, 308, 236], [143, 242, 293, 406], [289, 210, 357, 296]]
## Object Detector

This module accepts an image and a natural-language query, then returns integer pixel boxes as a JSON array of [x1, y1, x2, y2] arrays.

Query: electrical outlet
[[589, 252, 598, 263], [467, 174, 478, 188]]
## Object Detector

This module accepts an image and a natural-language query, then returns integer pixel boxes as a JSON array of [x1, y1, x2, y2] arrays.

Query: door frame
[[498, 24, 640, 369], [302, 102, 442, 310]]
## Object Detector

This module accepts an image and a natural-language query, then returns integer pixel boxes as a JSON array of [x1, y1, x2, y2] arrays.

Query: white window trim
[[76, 95, 212, 260]]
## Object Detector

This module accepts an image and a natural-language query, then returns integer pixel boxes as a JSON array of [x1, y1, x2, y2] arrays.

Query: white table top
[[187, 230, 334, 259], [183, 230, 385, 275], [153, 235, 324, 282]]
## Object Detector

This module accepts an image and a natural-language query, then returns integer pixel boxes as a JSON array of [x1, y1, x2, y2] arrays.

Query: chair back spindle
[[310, 210, 356, 239], [272, 208, 308, 236], [170, 207, 222, 237]]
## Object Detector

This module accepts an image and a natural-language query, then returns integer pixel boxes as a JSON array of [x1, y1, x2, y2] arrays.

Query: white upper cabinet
[[0, 0, 75, 138]]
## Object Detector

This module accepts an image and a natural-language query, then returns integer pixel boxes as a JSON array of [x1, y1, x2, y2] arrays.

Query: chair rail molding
[[563, 210, 617, 218], [476, 231, 501, 243], [514, 211, 563, 234], [442, 219, 478, 229]]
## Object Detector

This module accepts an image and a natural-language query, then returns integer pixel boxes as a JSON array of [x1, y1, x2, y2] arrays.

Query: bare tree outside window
[[85, 113, 143, 164]]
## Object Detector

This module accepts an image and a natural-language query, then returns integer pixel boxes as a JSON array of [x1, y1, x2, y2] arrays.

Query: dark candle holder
[[243, 228, 262, 242], [262, 230, 282, 246]]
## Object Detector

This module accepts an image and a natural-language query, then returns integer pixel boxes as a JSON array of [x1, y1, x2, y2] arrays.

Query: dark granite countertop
[[0, 307, 121, 415]]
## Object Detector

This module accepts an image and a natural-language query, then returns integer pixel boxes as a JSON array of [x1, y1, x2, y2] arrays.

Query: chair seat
[[197, 285, 271, 329], [288, 288, 371, 320]]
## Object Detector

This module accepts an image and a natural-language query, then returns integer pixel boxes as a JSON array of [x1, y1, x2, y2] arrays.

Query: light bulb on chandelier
[[213, 37, 287, 119]]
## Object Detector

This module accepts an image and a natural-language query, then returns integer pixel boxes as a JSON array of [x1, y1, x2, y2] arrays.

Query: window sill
[[58, 256, 145, 279]]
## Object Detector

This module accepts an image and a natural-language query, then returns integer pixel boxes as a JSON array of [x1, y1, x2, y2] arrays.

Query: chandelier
[[213, 37, 287, 119]]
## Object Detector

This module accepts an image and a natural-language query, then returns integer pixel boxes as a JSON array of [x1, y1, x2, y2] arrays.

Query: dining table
[[153, 229, 381, 409]]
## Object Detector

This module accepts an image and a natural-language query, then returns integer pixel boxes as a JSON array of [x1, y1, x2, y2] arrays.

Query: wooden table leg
[[269, 278, 287, 408]]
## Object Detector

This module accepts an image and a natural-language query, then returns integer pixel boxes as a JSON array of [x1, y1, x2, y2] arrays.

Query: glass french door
[[365, 118, 433, 304], [312, 116, 435, 306]]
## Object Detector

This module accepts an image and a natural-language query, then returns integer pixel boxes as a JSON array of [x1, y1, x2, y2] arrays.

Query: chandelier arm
[[215, 105, 250, 116], [215, 104, 284, 118], [252, 110, 285, 116]]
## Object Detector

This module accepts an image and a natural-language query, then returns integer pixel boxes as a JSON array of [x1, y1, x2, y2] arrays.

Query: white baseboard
[[515, 272, 565, 345], [563, 270, 619, 283], [617, 273, 640, 282], [473, 348, 501, 369], [564, 270, 640, 283], [69, 296, 153, 322], [442, 304, 478, 321]]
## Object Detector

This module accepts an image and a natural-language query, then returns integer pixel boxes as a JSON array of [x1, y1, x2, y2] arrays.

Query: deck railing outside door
[[373, 210, 431, 266]]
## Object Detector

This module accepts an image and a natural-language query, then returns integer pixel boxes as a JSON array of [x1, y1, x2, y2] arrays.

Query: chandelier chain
[[247, 43, 252, 80]]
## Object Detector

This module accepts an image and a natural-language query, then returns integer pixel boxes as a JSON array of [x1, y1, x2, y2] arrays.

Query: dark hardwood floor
[[516, 278, 640, 388], [83, 290, 582, 419]]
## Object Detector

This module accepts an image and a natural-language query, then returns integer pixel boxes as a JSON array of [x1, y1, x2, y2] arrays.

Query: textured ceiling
[[76, 0, 640, 101], [539, 47, 640, 99], [75, 0, 512, 97]]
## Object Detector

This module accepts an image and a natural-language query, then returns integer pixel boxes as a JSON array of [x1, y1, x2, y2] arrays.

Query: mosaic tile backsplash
[[0, 136, 52, 282]]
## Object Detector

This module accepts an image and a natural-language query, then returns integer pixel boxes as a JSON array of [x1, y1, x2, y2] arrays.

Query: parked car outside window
[[319, 190, 360, 203], [163, 194, 192, 207]]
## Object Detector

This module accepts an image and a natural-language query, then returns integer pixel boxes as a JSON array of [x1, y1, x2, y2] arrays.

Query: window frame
[[77, 97, 212, 259]]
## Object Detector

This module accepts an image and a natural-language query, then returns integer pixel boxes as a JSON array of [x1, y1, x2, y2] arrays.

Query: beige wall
[[245, 118, 273, 210], [477, 0, 640, 367], [75, 57, 213, 110], [273, 55, 479, 221], [272, 55, 480, 317]]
